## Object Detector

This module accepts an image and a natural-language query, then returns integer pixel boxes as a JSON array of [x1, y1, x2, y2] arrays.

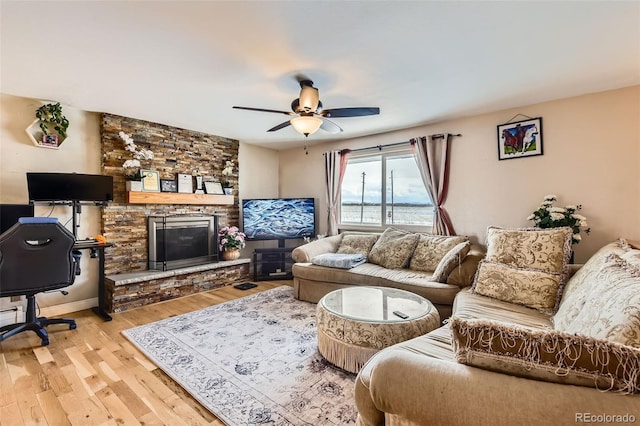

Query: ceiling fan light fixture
[[291, 116, 323, 137], [299, 86, 319, 112]]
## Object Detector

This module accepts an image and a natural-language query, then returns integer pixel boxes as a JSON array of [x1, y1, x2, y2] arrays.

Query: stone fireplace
[[148, 215, 219, 271], [100, 113, 250, 313]]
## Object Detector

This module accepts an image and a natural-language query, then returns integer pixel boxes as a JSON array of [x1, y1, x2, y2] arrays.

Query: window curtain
[[411, 135, 455, 235], [324, 150, 350, 236]]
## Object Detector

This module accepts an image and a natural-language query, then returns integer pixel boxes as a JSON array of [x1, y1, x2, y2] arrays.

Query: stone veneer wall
[[100, 113, 240, 275], [106, 262, 250, 312]]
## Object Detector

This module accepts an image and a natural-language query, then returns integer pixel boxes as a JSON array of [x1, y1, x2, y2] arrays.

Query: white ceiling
[[1, 1, 638, 150]]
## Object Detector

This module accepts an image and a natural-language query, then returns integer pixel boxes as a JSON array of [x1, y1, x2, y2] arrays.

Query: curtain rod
[[338, 133, 461, 154]]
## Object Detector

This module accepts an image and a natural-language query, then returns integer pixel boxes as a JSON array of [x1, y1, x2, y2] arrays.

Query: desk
[[73, 241, 113, 321]]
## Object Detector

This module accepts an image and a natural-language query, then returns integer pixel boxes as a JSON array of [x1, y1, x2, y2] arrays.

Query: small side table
[[316, 286, 440, 374]]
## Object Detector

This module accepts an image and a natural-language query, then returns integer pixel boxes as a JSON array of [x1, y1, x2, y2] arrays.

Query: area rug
[[122, 286, 357, 425]]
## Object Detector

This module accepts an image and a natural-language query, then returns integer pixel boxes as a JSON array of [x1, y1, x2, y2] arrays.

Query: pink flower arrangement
[[218, 225, 246, 251]]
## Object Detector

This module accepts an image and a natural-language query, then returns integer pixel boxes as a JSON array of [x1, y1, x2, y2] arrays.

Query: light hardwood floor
[[0, 281, 290, 425]]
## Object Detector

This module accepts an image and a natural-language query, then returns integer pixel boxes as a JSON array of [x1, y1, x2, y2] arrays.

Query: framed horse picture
[[497, 117, 543, 160]]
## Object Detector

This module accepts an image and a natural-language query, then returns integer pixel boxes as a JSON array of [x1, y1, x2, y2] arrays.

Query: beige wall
[[0, 93, 102, 309], [238, 143, 281, 255], [279, 86, 640, 263]]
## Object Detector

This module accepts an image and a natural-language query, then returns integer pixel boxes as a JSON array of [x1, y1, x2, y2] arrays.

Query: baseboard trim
[[40, 298, 99, 318]]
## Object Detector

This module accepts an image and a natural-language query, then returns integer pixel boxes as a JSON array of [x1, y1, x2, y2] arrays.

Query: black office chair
[[0, 217, 78, 346]]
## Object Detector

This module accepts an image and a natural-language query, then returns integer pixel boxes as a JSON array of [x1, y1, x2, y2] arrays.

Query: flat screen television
[[27, 173, 114, 202], [242, 198, 315, 244]]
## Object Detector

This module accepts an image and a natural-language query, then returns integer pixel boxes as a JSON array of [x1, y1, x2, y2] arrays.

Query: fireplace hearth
[[148, 215, 218, 271]]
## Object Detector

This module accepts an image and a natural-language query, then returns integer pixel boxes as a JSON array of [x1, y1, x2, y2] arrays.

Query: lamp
[[290, 116, 323, 137]]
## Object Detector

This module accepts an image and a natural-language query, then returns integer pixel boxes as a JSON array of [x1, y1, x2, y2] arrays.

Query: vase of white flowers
[[528, 194, 590, 245], [119, 131, 154, 190], [221, 160, 234, 194]]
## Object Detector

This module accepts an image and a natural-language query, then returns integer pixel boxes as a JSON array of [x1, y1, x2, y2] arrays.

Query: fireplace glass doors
[[148, 215, 218, 271]]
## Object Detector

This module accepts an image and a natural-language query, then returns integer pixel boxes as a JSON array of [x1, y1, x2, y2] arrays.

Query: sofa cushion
[[336, 234, 379, 258], [553, 240, 630, 330], [555, 253, 640, 348], [451, 317, 640, 394], [472, 260, 562, 313], [292, 262, 460, 305], [432, 241, 472, 283], [453, 289, 553, 328], [409, 234, 468, 272], [446, 250, 485, 288], [368, 227, 420, 269], [485, 226, 572, 276], [481, 226, 573, 312]]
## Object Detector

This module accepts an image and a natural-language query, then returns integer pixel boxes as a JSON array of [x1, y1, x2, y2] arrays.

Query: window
[[339, 149, 433, 228]]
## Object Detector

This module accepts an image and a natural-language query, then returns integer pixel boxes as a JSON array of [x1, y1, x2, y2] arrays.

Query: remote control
[[393, 310, 409, 319]]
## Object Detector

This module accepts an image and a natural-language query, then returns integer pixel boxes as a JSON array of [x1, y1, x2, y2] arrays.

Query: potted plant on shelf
[[35, 102, 69, 146], [219, 226, 246, 260]]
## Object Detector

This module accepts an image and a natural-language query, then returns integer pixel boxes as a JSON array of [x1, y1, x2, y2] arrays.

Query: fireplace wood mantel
[[126, 191, 234, 205]]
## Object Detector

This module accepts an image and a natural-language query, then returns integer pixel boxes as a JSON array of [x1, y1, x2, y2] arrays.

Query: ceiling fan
[[233, 78, 380, 137]]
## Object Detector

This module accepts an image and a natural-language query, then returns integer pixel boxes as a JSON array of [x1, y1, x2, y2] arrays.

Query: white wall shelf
[[25, 119, 68, 149]]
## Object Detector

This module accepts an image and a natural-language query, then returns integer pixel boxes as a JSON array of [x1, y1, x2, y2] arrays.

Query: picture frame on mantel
[[160, 179, 178, 192], [204, 181, 224, 195], [141, 170, 160, 192], [497, 117, 543, 160]]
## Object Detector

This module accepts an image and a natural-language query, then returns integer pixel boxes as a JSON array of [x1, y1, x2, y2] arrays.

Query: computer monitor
[[26, 173, 113, 202], [0, 204, 35, 234]]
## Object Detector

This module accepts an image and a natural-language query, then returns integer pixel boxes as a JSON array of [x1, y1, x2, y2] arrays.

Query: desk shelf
[[126, 191, 234, 205]]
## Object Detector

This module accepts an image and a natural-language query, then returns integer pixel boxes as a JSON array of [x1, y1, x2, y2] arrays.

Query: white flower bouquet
[[119, 131, 154, 180], [528, 195, 590, 244]]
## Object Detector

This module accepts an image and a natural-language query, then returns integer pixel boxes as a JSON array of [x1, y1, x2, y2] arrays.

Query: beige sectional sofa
[[292, 230, 484, 319], [355, 235, 640, 426]]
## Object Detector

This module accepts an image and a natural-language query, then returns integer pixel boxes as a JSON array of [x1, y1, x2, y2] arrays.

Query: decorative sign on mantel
[[177, 173, 193, 193]]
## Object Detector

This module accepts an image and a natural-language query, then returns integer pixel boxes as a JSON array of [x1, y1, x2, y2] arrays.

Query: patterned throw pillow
[[450, 317, 640, 394], [553, 240, 629, 330], [474, 226, 573, 312], [368, 227, 420, 270], [472, 260, 562, 313], [409, 234, 468, 272], [336, 234, 380, 258], [431, 241, 472, 283], [555, 253, 640, 348], [485, 226, 572, 276]]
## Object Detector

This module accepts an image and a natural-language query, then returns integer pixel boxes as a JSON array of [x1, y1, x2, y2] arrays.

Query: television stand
[[253, 247, 295, 281]]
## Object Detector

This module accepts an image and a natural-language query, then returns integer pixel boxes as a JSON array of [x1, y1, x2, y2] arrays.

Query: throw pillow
[[485, 226, 572, 276], [555, 253, 640, 348], [471, 260, 562, 313], [336, 234, 380, 258], [409, 234, 468, 272], [553, 240, 629, 330], [450, 317, 640, 394], [368, 227, 420, 269], [431, 241, 472, 283]]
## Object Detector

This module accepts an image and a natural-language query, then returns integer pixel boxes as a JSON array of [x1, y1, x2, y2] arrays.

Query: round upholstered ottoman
[[316, 286, 440, 374]]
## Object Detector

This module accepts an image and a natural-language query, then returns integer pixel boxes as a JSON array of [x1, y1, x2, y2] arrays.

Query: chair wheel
[[41, 338, 50, 346], [69, 323, 77, 330]]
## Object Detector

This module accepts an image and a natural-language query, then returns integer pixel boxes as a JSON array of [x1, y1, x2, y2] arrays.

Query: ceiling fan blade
[[233, 106, 293, 116], [267, 120, 292, 132], [321, 107, 380, 118], [320, 117, 343, 134]]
